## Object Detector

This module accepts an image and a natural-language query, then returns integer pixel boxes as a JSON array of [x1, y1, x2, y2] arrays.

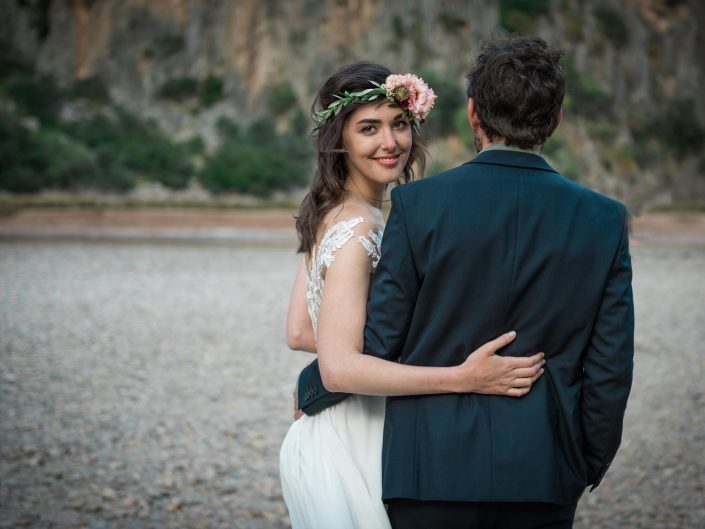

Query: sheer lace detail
[[358, 230, 382, 269], [306, 217, 383, 339]]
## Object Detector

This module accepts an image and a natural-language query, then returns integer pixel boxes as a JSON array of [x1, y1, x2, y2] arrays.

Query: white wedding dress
[[280, 217, 391, 529]]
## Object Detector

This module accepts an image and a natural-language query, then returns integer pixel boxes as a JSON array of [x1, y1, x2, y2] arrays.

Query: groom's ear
[[467, 98, 481, 129]]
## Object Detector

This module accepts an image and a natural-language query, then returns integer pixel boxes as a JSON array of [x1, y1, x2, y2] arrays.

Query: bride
[[279, 61, 545, 529]]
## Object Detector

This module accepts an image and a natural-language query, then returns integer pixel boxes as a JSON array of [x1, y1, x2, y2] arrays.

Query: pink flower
[[382, 73, 436, 122]]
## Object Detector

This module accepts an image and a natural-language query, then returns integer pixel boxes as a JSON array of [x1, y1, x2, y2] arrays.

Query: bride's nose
[[380, 128, 397, 151]]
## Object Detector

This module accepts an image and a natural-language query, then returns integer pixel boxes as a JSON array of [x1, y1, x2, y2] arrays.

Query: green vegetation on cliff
[[0, 58, 312, 196], [156, 75, 225, 107], [200, 118, 310, 196]]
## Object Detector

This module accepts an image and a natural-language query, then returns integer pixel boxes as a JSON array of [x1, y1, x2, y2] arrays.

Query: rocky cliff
[[1, 0, 704, 209]]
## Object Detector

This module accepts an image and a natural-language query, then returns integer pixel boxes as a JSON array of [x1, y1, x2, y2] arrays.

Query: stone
[[100, 487, 118, 500]]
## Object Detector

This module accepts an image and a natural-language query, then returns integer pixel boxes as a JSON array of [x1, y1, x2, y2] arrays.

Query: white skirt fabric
[[279, 395, 390, 529]]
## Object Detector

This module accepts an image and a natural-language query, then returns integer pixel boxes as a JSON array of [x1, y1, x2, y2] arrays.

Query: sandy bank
[[0, 207, 704, 245]]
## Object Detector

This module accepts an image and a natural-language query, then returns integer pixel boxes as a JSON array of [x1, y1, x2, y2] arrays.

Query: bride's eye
[[360, 125, 376, 134], [393, 120, 410, 130]]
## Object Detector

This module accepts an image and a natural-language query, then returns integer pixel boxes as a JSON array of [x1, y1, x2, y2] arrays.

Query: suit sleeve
[[581, 205, 634, 490], [363, 186, 420, 360], [297, 358, 349, 415]]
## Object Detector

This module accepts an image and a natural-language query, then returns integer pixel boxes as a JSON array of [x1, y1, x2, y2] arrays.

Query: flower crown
[[314, 73, 437, 127]]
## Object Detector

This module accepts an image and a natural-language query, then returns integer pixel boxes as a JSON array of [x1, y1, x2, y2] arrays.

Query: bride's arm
[[316, 232, 543, 397], [286, 259, 316, 353]]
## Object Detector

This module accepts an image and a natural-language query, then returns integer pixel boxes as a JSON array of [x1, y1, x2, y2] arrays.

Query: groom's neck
[[478, 135, 541, 154]]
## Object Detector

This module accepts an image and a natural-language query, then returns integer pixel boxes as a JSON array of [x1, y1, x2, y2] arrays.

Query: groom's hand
[[455, 331, 545, 397], [292, 361, 313, 421], [293, 388, 303, 421]]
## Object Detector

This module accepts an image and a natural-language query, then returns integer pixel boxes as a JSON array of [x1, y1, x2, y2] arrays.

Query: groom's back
[[377, 149, 629, 504]]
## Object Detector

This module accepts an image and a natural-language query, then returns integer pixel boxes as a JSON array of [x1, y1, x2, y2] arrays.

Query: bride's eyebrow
[[356, 113, 405, 125]]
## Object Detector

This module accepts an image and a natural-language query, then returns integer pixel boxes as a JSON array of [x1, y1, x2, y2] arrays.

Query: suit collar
[[465, 148, 559, 174]]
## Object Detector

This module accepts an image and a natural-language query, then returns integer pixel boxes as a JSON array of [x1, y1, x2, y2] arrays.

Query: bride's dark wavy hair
[[295, 61, 428, 255]]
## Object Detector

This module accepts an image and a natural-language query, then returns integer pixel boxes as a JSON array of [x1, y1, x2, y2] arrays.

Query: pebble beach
[[1, 210, 704, 528]]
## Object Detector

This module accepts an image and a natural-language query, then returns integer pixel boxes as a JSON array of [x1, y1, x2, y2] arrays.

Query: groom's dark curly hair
[[466, 35, 565, 149]]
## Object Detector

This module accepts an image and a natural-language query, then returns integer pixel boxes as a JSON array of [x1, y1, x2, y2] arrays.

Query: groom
[[297, 35, 634, 528]]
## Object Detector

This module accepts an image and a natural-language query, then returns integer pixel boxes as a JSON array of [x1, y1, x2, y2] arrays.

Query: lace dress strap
[[317, 217, 366, 268], [317, 217, 382, 270]]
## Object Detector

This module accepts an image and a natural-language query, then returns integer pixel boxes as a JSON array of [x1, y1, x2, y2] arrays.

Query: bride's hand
[[453, 331, 545, 397]]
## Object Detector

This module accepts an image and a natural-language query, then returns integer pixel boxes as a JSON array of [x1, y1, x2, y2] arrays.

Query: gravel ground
[[1, 237, 704, 528]]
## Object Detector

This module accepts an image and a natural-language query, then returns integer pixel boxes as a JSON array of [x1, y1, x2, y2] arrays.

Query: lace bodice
[[305, 217, 383, 339]]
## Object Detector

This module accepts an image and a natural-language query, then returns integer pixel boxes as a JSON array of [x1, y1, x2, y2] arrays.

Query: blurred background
[[0, 0, 703, 209], [1, 1, 704, 528]]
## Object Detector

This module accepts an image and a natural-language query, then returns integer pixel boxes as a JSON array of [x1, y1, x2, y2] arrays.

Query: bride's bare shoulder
[[319, 202, 383, 238]]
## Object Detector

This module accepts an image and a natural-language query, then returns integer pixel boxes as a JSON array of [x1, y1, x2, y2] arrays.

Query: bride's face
[[341, 101, 412, 191]]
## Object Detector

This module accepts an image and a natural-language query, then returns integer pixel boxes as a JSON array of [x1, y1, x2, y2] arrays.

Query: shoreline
[[0, 207, 298, 244], [1, 207, 704, 246]]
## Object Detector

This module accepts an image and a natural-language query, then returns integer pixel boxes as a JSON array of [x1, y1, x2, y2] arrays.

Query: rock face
[[1, 0, 704, 207], [2, 1, 494, 107]]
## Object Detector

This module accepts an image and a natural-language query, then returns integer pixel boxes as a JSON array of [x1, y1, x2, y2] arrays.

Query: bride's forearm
[[320, 350, 462, 396], [318, 332, 531, 397], [286, 259, 317, 353]]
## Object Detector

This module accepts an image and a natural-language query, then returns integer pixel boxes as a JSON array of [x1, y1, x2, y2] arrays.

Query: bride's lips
[[373, 154, 402, 167]]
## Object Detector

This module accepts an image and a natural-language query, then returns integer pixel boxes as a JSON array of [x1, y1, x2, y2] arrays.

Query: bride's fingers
[[510, 366, 542, 379], [476, 331, 517, 356], [529, 352, 545, 365], [505, 386, 531, 397], [506, 351, 544, 369], [532, 367, 545, 383], [511, 373, 543, 388]]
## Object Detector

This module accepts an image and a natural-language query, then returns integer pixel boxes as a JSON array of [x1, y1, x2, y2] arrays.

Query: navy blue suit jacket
[[298, 149, 634, 505]]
